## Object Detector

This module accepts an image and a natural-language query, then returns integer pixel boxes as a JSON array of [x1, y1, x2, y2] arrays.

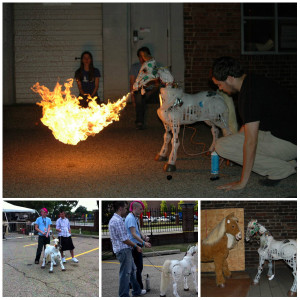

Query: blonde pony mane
[[202, 214, 238, 246]]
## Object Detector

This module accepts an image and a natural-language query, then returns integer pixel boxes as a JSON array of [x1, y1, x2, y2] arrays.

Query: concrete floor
[[3, 104, 297, 198]]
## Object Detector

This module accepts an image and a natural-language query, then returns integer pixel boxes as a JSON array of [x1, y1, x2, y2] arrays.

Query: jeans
[[116, 248, 141, 297], [35, 235, 50, 262], [132, 246, 144, 289]]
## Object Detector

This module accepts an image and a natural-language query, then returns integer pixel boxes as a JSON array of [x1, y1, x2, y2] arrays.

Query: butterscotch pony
[[201, 213, 242, 287]]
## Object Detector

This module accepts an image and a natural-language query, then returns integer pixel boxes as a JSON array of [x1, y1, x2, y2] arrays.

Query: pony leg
[[183, 276, 189, 291], [253, 256, 265, 284], [49, 257, 54, 273], [214, 256, 226, 287], [223, 259, 231, 278], [204, 121, 219, 152], [172, 278, 180, 297], [164, 123, 180, 172], [288, 256, 297, 296], [155, 123, 171, 162], [59, 255, 66, 271], [267, 260, 273, 279], [191, 265, 198, 294], [41, 257, 46, 269]]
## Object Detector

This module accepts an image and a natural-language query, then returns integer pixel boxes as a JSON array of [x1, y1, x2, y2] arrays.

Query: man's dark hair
[[137, 47, 151, 57], [212, 56, 244, 81], [113, 201, 128, 212]]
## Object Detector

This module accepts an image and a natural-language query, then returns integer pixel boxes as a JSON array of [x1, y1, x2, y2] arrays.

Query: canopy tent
[[3, 201, 37, 214]]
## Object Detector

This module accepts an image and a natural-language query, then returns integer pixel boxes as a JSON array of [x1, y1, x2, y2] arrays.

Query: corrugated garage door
[[14, 3, 103, 103]]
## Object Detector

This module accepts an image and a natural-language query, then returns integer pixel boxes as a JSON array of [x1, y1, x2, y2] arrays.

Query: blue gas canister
[[210, 151, 220, 180]]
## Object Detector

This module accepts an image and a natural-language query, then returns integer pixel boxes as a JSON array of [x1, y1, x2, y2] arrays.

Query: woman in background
[[75, 51, 102, 107]]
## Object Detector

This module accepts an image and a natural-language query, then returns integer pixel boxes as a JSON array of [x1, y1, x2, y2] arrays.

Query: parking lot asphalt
[[3, 236, 99, 297], [101, 251, 199, 297]]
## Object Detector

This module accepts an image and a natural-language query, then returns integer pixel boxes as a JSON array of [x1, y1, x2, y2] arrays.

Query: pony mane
[[202, 216, 227, 246]]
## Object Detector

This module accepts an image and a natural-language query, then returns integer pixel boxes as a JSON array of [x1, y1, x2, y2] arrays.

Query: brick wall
[[183, 3, 297, 100], [201, 201, 297, 268]]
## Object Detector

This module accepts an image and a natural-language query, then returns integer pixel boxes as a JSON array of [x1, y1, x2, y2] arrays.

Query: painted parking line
[[23, 237, 77, 247], [102, 261, 162, 268], [66, 247, 99, 260], [102, 261, 198, 271]]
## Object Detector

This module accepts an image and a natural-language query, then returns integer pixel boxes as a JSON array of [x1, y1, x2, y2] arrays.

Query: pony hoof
[[287, 291, 297, 297], [163, 163, 176, 172], [184, 288, 189, 291], [155, 154, 167, 162], [252, 281, 259, 286], [217, 284, 225, 288], [49, 270, 53, 273], [62, 269, 66, 271], [41, 266, 45, 269], [160, 295, 166, 297]]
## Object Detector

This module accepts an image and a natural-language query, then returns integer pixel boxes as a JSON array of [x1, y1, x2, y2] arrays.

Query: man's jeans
[[116, 248, 141, 297]]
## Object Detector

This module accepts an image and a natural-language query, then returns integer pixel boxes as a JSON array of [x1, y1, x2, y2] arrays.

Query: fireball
[[32, 79, 129, 145]]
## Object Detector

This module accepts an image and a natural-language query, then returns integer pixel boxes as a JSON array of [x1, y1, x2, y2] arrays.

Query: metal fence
[[102, 208, 198, 236]]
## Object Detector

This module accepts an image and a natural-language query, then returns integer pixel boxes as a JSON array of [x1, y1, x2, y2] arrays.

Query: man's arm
[[218, 121, 259, 190], [122, 239, 142, 253], [129, 227, 151, 248]]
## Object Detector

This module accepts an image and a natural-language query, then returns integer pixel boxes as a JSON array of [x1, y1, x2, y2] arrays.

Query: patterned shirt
[[133, 58, 158, 91], [108, 213, 131, 254], [56, 217, 71, 237]]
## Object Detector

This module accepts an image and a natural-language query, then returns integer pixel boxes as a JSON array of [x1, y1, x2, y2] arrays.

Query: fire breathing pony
[[201, 213, 242, 287]]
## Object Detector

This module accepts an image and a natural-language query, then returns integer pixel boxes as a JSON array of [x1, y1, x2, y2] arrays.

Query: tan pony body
[[201, 213, 241, 287]]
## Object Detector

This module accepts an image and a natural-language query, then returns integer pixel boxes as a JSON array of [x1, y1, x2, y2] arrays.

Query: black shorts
[[59, 236, 75, 251]]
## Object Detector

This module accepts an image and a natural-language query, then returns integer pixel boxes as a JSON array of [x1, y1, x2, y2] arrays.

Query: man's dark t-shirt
[[238, 73, 296, 145]]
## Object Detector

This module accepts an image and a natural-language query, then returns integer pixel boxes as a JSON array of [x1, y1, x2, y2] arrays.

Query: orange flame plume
[[32, 79, 129, 145]]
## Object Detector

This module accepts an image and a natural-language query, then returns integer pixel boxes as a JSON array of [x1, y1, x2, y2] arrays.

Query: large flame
[[32, 79, 128, 145]]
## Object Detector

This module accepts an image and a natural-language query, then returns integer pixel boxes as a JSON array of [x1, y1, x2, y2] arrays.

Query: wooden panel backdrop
[[201, 208, 245, 272]]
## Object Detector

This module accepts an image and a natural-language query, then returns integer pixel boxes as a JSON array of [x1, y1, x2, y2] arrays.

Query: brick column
[[180, 203, 195, 243]]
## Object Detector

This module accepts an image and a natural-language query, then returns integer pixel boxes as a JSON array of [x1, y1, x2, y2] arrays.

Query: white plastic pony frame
[[160, 244, 198, 297], [155, 86, 236, 171], [246, 220, 297, 296]]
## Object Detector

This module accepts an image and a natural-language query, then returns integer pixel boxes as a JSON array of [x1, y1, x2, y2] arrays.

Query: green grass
[[71, 228, 99, 236], [102, 242, 196, 260]]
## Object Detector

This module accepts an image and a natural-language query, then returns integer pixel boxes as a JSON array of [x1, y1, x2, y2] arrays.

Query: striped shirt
[[108, 213, 131, 254]]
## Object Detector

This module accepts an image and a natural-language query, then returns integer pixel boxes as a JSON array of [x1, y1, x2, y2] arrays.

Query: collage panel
[[101, 200, 198, 297], [2, 200, 99, 297], [200, 200, 297, 297]]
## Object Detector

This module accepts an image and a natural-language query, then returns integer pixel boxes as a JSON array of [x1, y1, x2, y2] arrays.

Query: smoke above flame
[[32, 79, 128, 145]]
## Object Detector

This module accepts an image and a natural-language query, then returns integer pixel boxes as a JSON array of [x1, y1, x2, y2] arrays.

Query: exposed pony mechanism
[[160, 244, 198, 297], [201, 213, 242, 287], [154, 69, 237, 172], [41, 235, 65, 273], [246, 219, 297, 297]]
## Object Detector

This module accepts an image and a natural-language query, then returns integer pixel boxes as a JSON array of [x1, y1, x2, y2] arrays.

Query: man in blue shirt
[[34, 208, 52, 265], [125, 201, 151, 289], [108, 201, 146, 297]]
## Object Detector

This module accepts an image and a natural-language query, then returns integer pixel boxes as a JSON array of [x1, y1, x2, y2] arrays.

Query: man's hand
[[145, 242, 151, 248], [136, 245, 142, 253], [217, 180, 247, 191]]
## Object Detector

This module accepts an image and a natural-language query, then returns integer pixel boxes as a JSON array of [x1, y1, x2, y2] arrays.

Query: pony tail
[[160, 260, 171, 296]]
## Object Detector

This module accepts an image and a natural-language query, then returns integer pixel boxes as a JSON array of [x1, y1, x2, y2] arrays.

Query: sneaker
[[62, 257, 66, 263], [72, 257, 79, 263], [140, 289, 147, 295]]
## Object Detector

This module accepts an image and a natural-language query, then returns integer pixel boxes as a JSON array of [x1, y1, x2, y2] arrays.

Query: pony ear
[[227, 212, 234, 218]]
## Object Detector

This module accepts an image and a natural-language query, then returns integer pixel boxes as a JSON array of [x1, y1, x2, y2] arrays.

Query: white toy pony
[[246, 220, 297, 296], [41, 235, 66, 273], [160, 244, 198, 297], [155, 85, 237, 171]]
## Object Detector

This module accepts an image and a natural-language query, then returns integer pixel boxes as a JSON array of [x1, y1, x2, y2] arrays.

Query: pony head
[[225, 213, 242, 241], [157, 68, 174, 86], [245, 219, 259, 242]]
